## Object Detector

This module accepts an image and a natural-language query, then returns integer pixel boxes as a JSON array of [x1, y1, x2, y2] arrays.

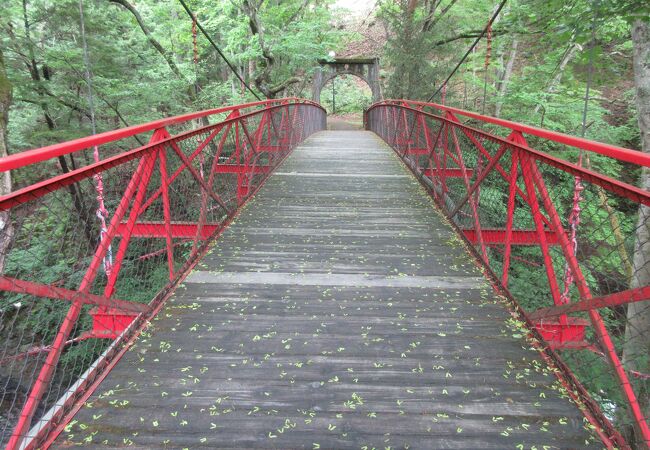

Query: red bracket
[[88, 307, 140, 339], [534, 316, 590, 349]]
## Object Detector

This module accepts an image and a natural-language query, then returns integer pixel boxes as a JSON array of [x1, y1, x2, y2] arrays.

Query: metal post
[[332, 77, 335, 115]]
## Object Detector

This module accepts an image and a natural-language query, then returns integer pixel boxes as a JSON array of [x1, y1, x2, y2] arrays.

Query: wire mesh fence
[[366, 102, 649, 449], [0, 99, 326, 449]]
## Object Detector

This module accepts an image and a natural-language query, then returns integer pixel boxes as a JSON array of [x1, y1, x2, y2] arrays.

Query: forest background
[[1, 0, 649, 446]]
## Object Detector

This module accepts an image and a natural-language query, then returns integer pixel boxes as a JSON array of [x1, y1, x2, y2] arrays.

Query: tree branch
[[107, 0, 188, 85], [433, 27, 510, 46], [46, 89, 92, 118], [267, 76, 302, 96], [423, 0, 458, 33], [243, 0, 281, 98]]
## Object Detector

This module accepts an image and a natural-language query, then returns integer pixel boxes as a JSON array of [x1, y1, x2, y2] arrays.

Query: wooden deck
[[56, 130, 600, 449]]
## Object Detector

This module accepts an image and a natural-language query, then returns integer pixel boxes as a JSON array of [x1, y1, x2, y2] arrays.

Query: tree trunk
[[0, 48, 14, 274], [623, 18, 650, 447], [533, 41, 580, 115], [248, 60, 256, 85], [404, 0, 419, 98], [242, 0, 300, 99], [494, 38, 517, 118], [387, 0, 418, 99]]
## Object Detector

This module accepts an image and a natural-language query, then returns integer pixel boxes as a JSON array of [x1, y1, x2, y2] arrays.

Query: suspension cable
[[426, 0, 507, 102], [177, 0, 263, 100], [481, 20, 492, 114]]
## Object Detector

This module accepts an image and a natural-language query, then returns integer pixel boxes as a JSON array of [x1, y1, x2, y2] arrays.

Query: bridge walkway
[[56, 130, 599, 449]]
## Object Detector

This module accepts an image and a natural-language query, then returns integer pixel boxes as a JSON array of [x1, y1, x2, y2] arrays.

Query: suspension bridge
[[0, 98, 648, 449]]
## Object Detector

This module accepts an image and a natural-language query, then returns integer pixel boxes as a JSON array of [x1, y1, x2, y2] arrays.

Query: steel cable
[[426, 0, 508, 102], [177, 0, 263, 101]]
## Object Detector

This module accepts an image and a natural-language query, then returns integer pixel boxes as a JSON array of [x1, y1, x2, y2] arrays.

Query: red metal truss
[[115, 221, 220, 239], [379, 99, 650, 167], [0, 276, 147, 314], [138, 125, 226, 216], [446, 119, 489, 261], [379, 103, 650, 207], [461, 229, 560, 245], [214, 164, 270, 174], [0, 98, 320, 172], [365, 100, 650, 449], [192, 122, 235, 255], [159, 146, 175, 280], [0, 104, 304, 211], [530, 152, 650, 444], [422, 168, 472, 177], [1, 99, 326, 450], [529, 286, 650, 320]]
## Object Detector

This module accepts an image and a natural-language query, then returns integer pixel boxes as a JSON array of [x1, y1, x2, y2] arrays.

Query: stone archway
[[312, 58, 382, 104]]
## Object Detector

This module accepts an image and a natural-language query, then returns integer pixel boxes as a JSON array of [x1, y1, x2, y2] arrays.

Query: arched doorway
[[319, 74, 373, 115], [312, 58, 381, 105]]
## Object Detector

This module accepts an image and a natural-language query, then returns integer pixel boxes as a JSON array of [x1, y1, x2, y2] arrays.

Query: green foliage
[[377, 0, 643, 158], [0, 0, 647, 440], [1, 0, 343, 158]]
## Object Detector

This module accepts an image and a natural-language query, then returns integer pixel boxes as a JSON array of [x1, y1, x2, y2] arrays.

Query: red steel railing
[[0, 98, 326, 449], [366, 100, 650, 449]]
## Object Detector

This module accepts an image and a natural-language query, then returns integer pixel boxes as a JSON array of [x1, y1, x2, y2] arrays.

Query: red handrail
[[0, 98, 321, 172], [373, 99, 650, 167], [368, 103, 650, 206]]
